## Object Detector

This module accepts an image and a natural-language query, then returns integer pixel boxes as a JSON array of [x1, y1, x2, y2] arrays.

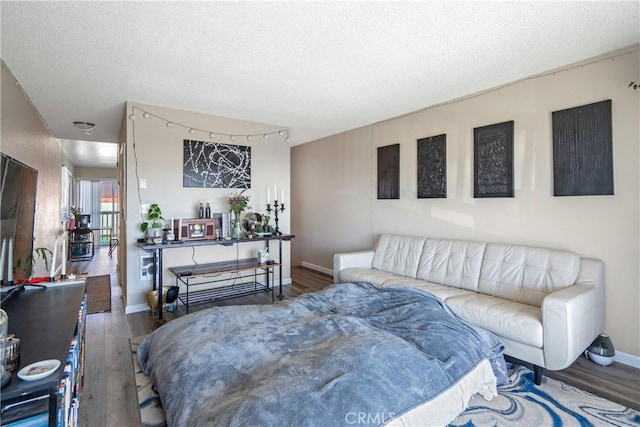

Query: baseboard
[[615, 351, 640, 369], [125, 303, 149, 314], [301, 261, 333, 277]]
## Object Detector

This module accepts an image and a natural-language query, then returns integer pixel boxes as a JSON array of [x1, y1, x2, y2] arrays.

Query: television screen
[[78, 214, 91, 228]]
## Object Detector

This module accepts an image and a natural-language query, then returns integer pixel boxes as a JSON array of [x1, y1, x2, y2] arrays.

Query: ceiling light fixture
[[73, 121, 96, 130]]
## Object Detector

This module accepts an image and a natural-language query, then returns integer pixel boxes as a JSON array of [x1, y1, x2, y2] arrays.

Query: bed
[[138, 282, 504, 426]]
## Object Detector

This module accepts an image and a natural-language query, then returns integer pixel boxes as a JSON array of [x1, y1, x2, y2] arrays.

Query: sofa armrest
[[333, 250, 375, 283], [542, 258, 605, 370]]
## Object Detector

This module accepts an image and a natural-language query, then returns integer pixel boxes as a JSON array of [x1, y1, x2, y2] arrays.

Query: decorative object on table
[[15, 247, 53, 282], [474, 120, 514, 198], [1, 309, 10, 388], [261, 214, 272, 234], [2, 334, 20, 372], [174, 219, 218, 241], [265, 186, 285, 235], [242, 212, 263, 237], [183, 139, 251, 188], [417, 134, 447, 199], [377, 144, 400, 199], [69, 205, 82, 230], [205, 202, 211, 218], [140, 203, 165, 243], [197, 201, 204, 218], [256, 248, 269, 264], [17, 359, 61, 381], [584, 334, 615, 366], [552, 100, 613, 196], [228, 190, 251, 238]]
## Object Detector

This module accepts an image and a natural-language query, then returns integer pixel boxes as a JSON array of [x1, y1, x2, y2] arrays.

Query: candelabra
[[266, 200, 286, 235]]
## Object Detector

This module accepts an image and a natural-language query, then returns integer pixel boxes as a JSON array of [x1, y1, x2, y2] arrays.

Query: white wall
[[291, 48, 639, 357], [1, 62, 73, 277], [123, 102, 291, 310]]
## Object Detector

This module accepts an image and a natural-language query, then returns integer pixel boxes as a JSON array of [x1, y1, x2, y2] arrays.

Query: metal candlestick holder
[[266, 201, 286, 235]]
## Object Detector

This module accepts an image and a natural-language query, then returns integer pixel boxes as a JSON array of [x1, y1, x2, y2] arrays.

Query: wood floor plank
[[105, 275, 140, 427], [79, 312, 107, 427]]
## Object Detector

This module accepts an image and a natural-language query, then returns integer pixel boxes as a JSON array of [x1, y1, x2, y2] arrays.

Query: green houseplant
[[16, 247, 53, 281], [140, 203, 165, 235]]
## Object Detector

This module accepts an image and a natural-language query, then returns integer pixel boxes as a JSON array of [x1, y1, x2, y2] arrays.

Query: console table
[[135, 234, 294, 320], [0, 283, 86, 426]]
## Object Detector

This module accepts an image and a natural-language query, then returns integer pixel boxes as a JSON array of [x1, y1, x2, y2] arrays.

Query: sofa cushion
[[372, 234, 427, 278], [445, 293, 543, 348], [478, 243, 581, 306], [384, 279, 477, 301], [339, 268, 403, 287], [416, 239, 486, 291]]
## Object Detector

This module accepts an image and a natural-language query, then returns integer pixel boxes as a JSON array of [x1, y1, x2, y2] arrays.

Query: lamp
[[585, 334, 615, 366]]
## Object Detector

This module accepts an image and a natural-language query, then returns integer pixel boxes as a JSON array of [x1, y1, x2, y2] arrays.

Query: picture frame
[[473, 121, 514, 198], [417, 134, 446, 198], [377, 144, 400, 199], [183, 139, 251, 188], [552, 100, 613, 196]]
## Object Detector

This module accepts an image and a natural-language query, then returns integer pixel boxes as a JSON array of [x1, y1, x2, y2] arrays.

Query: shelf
[[171, 258, 278, 312], [177, 281, 272, 307]]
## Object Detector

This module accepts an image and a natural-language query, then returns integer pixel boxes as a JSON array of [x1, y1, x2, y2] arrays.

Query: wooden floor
[[74, 247, 640, 426]]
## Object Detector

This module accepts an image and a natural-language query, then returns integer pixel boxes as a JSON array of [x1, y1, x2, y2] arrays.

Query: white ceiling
[[2, 1, 638, 168]]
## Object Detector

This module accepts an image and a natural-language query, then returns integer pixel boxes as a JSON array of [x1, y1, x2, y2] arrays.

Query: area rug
[[450, 364, 640, 426], [130, 335, 639, 427], [85, 274, 111, 314]]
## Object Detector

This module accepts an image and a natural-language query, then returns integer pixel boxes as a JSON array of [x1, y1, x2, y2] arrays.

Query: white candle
[[178, 218, 183, 240], [281, 189, 284, 203], [267, 187, 270, 203], [61, 235, 66, 276], [0, 239, 6, 283], [7, 238, 13, 283], [50, 236, 58, 280]]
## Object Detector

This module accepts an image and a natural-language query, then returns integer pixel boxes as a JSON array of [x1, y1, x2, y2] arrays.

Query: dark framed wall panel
[[183, 139, 251, 188], [473, 121, 514, 198], [417, 134, 446, 198], [377, 144, 400, 199], [552, 100, 613, 196]]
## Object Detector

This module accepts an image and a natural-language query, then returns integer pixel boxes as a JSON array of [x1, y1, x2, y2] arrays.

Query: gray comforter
[[138, 282, 503, 426]]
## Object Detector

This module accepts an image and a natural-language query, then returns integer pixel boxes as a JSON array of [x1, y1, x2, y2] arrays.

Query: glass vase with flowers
[[228, 190, 251, 238]]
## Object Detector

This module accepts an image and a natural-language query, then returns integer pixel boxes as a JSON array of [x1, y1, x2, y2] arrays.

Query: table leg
[[278, 238, 284, 300]]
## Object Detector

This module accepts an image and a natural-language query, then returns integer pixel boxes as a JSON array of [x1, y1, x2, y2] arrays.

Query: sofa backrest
[[372, 234, 427, 278], [416, 239, 487, 291], [478, 243, 581, 306]]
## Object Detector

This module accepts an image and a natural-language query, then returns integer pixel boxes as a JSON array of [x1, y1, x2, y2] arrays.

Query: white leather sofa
[[333, 234, 605, 384]]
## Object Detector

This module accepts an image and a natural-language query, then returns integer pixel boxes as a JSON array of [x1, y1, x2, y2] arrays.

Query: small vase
[[231, 211, 243, 238]]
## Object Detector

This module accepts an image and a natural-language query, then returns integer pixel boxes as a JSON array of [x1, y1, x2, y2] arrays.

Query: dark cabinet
[[0, 283, 86, 426]]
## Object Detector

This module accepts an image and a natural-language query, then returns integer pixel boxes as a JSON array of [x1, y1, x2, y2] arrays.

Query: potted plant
[[16, 247, 53, 282], [140, 203, 165, 243]]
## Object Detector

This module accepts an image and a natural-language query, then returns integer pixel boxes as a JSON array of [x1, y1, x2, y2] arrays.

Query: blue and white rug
[[451, 364, 640, 427], [130, 336, 639, 426]]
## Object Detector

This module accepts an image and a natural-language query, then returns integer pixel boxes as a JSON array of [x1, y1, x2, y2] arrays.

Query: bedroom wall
[[123, 102, 291, 311], [1, 61, 73, 277], [291, 47, 640, 359]]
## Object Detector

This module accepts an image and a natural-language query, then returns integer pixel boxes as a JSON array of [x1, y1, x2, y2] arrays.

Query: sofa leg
[[533, 365, 543, 385]]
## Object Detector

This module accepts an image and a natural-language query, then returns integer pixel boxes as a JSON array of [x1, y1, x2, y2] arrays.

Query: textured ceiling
[[2, 1, 639, 167]]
